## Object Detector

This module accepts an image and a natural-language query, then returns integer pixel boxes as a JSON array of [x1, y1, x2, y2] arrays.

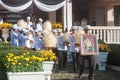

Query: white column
[[106, 6, 114, 26], [62, 0, 72, 31], [49, 11, 56, 24]]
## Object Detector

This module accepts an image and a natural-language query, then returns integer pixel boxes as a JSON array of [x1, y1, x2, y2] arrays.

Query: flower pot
[[7, 72, 52, 80], [43, 61, 54, 72], [2, 28, 9, 42], [94, 52, 108, 70]]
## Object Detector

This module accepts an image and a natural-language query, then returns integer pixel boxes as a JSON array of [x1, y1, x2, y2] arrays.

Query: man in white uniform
[[35, 18, 43, 32], [57, 29, 67, 69], [25, 16, 33, 30]]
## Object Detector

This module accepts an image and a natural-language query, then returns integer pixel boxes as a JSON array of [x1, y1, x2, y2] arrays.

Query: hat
[[72, 26, 77, 29], [52, 29, 57, 33], [27, 16, 31, 20], [77, 26, 83, 30], [18, 27, 23, 31], [57, 29, 62, 32], [12, 24, 18, 30], [39, 18, 43, 22], [35, 29, 40, 32], [22, 29, 29, 33], [84, 25, 91, 30]]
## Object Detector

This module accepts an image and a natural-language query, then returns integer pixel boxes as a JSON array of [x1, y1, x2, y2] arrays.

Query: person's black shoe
[[78, 76, 82, 80], [88, 77, 95, 80]]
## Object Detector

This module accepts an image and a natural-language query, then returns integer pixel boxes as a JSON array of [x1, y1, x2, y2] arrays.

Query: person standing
[[57, 29, 67, 69], [10, 24, 19, 46], [81, 18, 88, 27], [78, 25, 95, 80], [0, 16, 3, 24], [25, 16, 33, 30], [35, 18, 43, 32], [68, 26, 79, 72]]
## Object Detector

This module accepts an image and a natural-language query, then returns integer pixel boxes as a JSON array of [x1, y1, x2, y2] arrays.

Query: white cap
[[84, 25, 91, 29], [22, 29, 29, 33], [18, 27, 23, 31], [77, 26, 83, 30], [35, 29, 40, 32], [12, 24, 18, 30], [72, 26, 77, 29], [57, 29, 62, 32], [52, 29, 57, 33], [39, 18, 43, 22], [27, 16, 31, 20]]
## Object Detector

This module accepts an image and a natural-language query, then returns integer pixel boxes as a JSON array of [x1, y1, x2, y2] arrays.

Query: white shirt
[[36, 22, 43, 32], [25, 21, 33, 30], [57, 35, 67, 51], [0, 18, 3, 24], [68, 35, 76, 53]]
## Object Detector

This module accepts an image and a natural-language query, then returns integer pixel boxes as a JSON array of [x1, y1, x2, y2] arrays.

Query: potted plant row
[[0, 47, 57, 80]]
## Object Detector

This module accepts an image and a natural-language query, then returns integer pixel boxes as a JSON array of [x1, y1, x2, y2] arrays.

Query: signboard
[[80, 34, 99, 55], [0, 11, 29, 24]]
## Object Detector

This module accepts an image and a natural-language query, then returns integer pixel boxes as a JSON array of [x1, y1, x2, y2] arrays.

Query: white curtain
[[34, 0, 66, 12], [0, 0, 33, 12], [0, 0, 66, 12]]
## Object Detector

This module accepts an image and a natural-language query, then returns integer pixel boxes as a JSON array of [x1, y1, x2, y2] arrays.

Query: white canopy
[[0, 0, 66, 12]]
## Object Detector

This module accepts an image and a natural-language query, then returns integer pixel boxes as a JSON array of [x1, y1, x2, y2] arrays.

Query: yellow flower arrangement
[[3, 52, 43, 72], [52, 22, 63, 29], [98, 39, 111, 52], [99, 44, 111, 52], [0, 22, 12, 29], [37, 50, 57, 61], [1, 49, 57, 72]]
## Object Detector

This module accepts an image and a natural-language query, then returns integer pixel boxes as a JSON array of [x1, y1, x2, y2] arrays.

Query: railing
[[90, 26, 120, 44]]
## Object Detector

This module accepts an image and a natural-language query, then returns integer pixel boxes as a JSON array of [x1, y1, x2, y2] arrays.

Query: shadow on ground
[[51, 62, 120, 80]]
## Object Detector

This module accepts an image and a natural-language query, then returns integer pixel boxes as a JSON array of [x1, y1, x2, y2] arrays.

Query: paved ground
[[51, 62, 120, 80]]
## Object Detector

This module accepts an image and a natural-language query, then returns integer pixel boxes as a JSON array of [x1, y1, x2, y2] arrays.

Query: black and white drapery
[[0, 0, 66, 12]]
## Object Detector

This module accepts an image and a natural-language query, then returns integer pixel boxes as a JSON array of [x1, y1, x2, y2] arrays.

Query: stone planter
[[94, 52, 108, 70], [43, 61, 54, 72], [7, 61, 54, 80], [7, 72, 52, 80]]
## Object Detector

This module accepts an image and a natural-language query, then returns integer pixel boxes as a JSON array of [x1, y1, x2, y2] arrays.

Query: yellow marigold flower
[[18, 63, 21, 65], [24, 58, 30, 61], [26, 64, 29, 67], [30, 61, 32, 64], [7, 58, 11, 62], [20, 55, 24, 58], [12, 62, 16, 65]]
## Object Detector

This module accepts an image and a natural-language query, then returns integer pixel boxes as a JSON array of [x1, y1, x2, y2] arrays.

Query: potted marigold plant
[[38, 50, 57, 72], [0, 22, 12, 42], [0, 47, 57, 80], [95, 39, 111, 70], [52, 22, 63, 29]]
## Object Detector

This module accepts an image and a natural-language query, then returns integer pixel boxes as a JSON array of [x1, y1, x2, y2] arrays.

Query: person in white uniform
[[25, 16, 33, 30], [10, 24, 19, 46], [68, 26, 79, 72], [34, 31, 43, 50], [57, 29, 67, 69], [35, 18, 43, 32]]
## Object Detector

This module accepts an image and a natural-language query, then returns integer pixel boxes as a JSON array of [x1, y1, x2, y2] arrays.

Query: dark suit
[[78, 55, 94, 80]]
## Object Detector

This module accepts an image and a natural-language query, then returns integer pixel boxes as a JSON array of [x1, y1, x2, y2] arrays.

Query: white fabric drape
[[0, 0, 33, 12], [0, 0, 66, 12], [34, 0, 66, 12]]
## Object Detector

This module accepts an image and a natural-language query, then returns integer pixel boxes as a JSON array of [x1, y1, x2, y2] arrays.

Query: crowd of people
[[10, 16, 95, 80]]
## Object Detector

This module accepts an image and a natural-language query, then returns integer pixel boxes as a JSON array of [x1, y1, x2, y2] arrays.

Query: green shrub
[[107, 44, 120, 67]]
